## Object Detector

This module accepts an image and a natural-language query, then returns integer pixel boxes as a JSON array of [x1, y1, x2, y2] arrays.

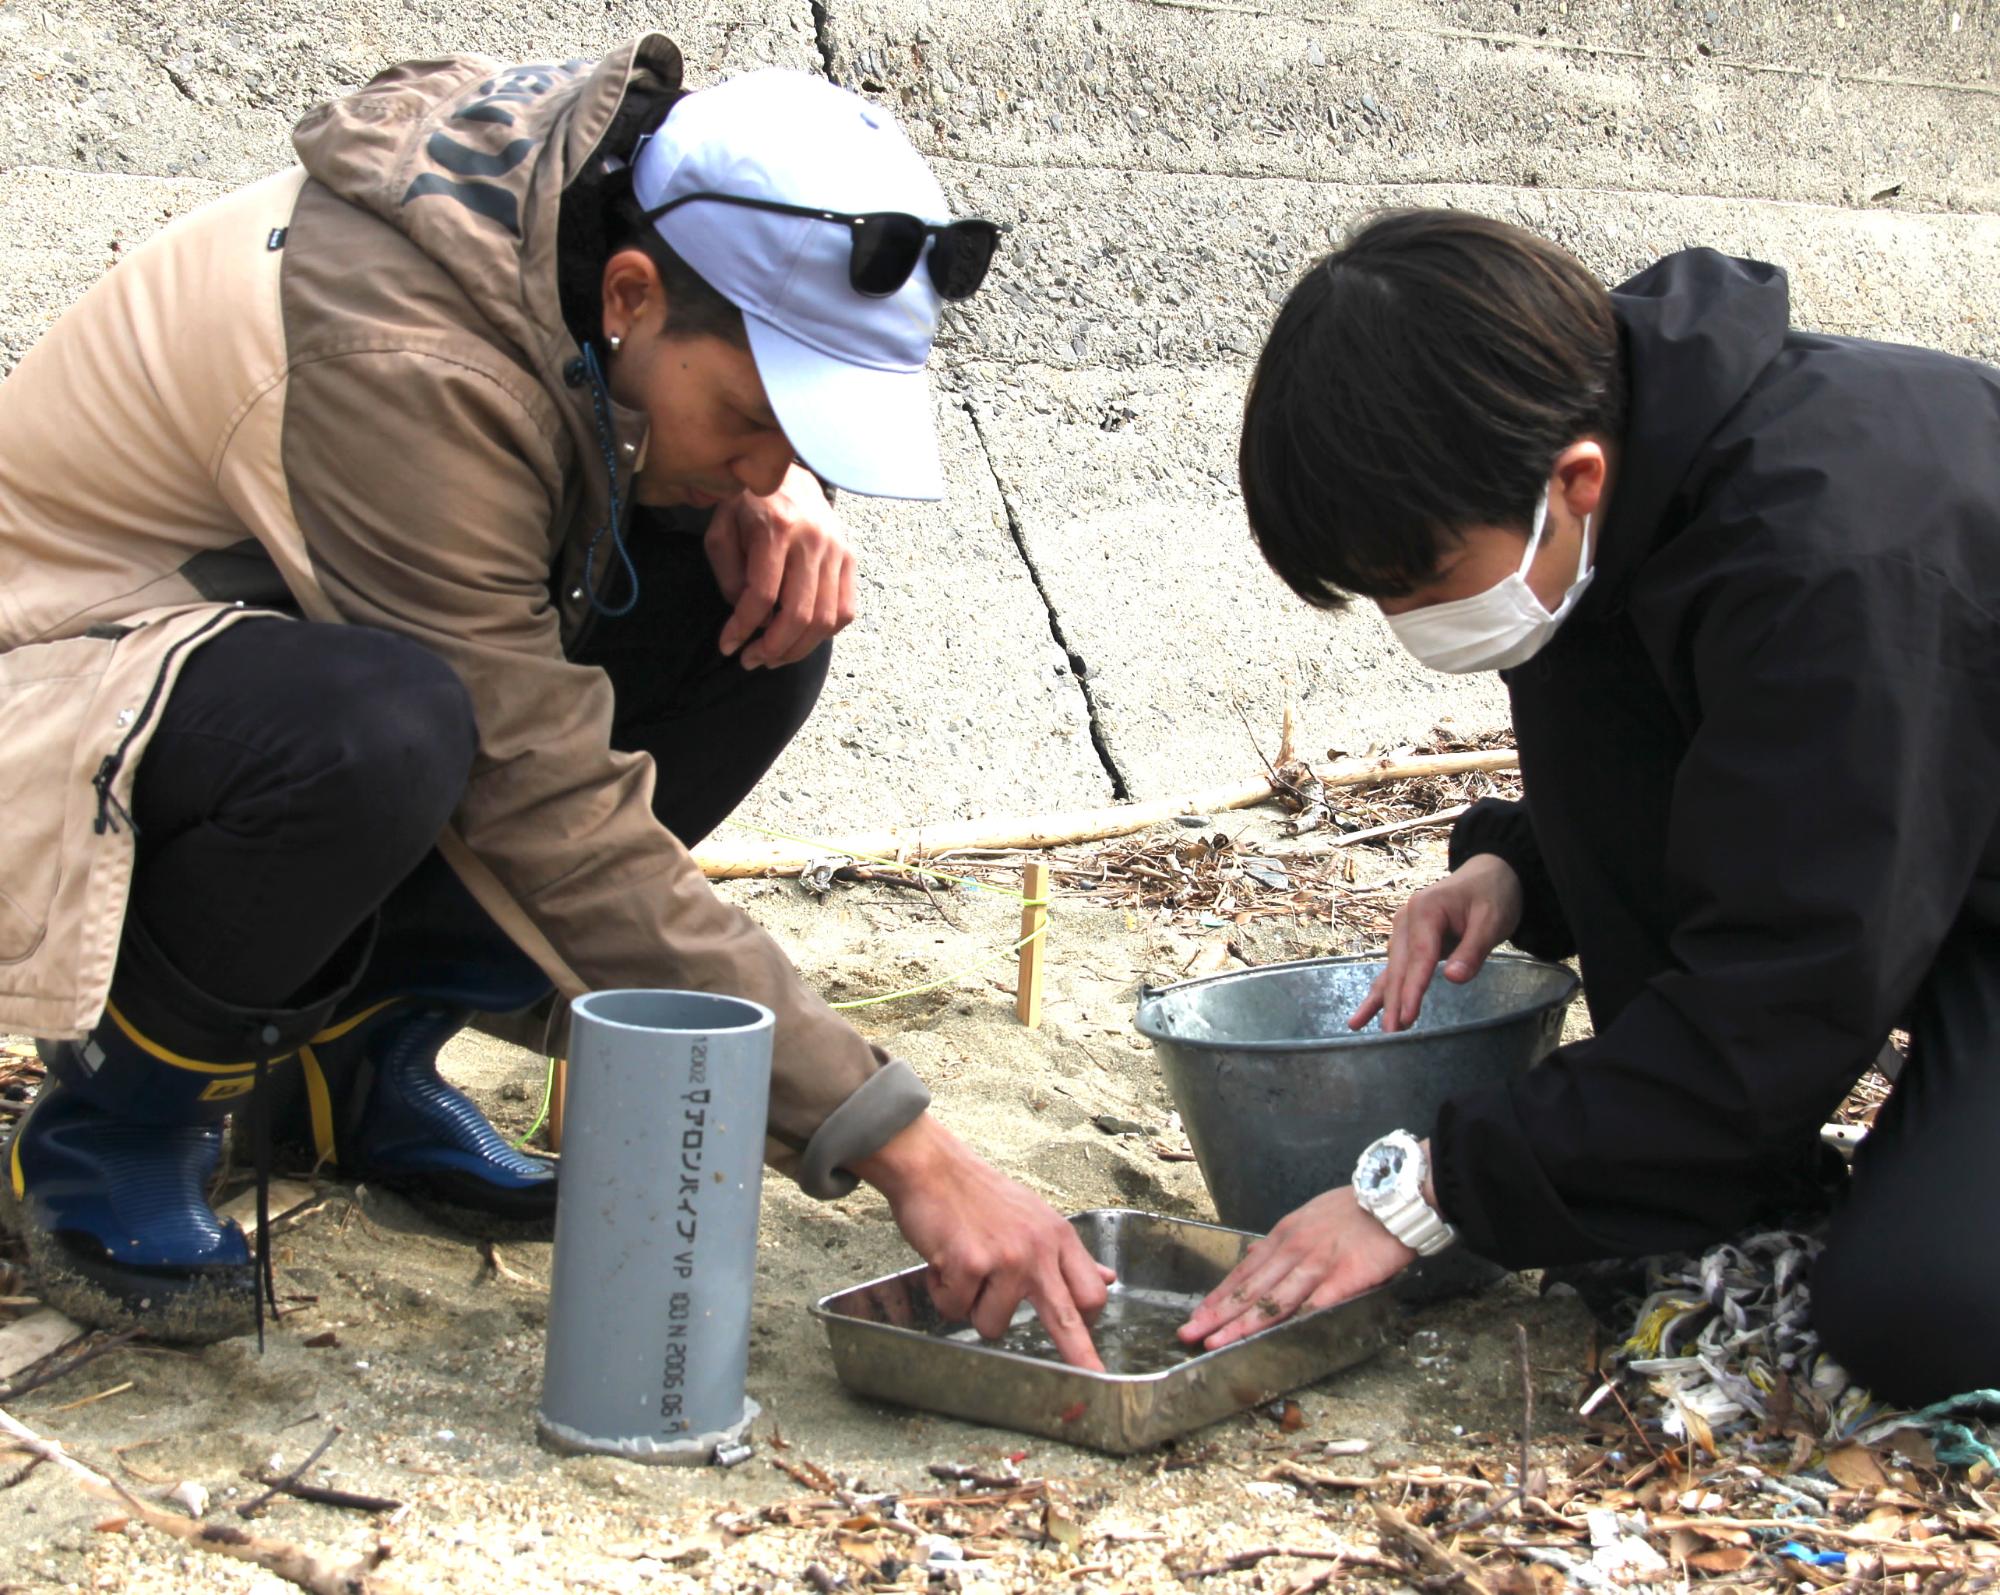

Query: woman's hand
[[1178, 1186, 1415, 1350], [1348, 853, 1525, 1032], [704, 464, 858, 669]]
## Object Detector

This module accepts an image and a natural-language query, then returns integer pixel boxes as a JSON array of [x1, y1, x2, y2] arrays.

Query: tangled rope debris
[[1605, 1230, 1999, 1473]]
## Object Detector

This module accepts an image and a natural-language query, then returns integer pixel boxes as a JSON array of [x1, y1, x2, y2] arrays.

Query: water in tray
[[947, 1285, 1202, 1375]]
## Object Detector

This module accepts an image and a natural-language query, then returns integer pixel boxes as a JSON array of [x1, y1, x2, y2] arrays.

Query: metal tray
[[810, 1208, 1396, 1454]]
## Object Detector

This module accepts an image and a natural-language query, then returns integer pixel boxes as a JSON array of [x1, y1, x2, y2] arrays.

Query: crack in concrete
[[808, 0, 840, 83], [961, 397, 1132, 801]]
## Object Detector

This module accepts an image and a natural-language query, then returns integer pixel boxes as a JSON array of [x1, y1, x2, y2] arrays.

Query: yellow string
[[513, 1054, 558, 1151], [716, 818, 1054, 1011], [830, 917, 1046, 1011], [513, 825, 1055, 1144]]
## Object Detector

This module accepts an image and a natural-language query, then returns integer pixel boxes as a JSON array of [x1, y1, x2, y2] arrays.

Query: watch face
[[1357, 1139, 1406, 1195]]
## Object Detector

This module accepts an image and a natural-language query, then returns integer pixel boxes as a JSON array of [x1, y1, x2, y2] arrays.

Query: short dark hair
[[557, 88, 747, 351], [1238, 209, 1624, 608]]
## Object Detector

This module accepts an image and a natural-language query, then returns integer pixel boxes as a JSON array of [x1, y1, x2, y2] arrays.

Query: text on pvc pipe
[[661, 1037, 711, 1429]]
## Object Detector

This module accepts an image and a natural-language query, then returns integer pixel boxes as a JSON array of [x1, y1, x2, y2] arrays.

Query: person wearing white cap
[[627, 67, 986, 501], [0, 35, 1112, 1366]]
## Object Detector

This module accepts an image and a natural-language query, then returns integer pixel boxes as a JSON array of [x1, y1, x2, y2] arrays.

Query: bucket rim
[[1131, 952, 1579, 1053]]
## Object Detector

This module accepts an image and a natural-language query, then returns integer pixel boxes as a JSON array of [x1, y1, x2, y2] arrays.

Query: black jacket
[[1431, 250, 2000, 1266]]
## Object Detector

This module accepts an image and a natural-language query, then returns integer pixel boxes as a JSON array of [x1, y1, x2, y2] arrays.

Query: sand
[[0, 812, 1604, 1593]]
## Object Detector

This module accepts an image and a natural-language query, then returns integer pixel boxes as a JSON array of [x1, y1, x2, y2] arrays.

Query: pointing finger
[[1029, 1271, 1104, 1372]]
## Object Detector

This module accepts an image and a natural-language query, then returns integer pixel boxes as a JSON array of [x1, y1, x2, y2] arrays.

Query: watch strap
[[1354, 1131, 1458, 1257], [1369, 1191, 1457, 1256]]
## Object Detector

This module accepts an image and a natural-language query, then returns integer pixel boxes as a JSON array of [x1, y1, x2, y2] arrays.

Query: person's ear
[[1552, 438, 1610, 522], [599, 248, 663, 346]]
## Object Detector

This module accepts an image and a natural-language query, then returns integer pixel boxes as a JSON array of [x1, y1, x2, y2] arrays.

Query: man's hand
[[1178, 1186, 1414, 1351], [851, 1113, 1115, 1371], [1348, 853, 1525, 1033], [704, 464, 858, 669]]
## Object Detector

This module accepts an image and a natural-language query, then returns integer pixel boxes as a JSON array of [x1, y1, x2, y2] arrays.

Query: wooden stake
[[548, 1057, 568, 1155], [1016, 862, 1049, 1030]]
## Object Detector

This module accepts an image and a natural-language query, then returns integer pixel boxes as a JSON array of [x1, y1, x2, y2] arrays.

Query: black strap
[[251, 1023, 281, 1352]]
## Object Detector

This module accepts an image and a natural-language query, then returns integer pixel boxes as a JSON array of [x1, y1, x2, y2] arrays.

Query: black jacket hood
[[1589, 250, 1791, 612]]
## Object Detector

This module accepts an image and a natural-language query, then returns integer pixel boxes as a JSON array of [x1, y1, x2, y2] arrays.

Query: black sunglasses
[[642, 191, 1000, 302]]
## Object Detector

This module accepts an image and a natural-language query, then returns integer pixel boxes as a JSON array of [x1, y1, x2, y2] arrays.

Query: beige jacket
[[0, 36, 926, 1194]]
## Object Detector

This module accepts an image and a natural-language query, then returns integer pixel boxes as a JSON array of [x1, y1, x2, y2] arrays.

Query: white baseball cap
[[632, 71, 969, 501]]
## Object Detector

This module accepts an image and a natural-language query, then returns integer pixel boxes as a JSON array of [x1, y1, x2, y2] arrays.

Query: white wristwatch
[[1353, 1130, 1457, 1256]]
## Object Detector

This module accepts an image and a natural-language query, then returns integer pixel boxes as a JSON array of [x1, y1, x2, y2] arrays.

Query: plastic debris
[[1610, 1230, 1998, 1470]]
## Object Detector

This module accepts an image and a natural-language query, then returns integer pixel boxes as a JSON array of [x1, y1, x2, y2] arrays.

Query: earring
[[607, 333, 623, 354]]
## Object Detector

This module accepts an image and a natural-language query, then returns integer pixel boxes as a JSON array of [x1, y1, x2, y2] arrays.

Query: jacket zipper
[[92, 608, 241, 836]]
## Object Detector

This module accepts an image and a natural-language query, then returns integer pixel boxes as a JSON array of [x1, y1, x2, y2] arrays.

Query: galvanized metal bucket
[[1134, 954, 1579, 1301]]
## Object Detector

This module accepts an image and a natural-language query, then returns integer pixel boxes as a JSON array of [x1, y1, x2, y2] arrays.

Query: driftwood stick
[[1230, 691, 1295, 795], [1185, 1543, 1405, 1578], [1518, 1324, 1535, 1514], [249, 1470, 405, 1516], [0, 1327, 142, 1402], [769, 1453, 839, 1493], [1326, 804, 1471, 849], [694, 750, 1518, 877], [1451, 1324, 1536, 1534], [1257, 1462, 1380, 1491], [1371, 1502, 1495, 1595], [238, 1425, 341, 1519], [901, 1483, 1047, 1513], [0, 1405, 412, 1595], [927, 1463, 1032, 1490], [45, 1380, 134, 1415], [1187, 1544, 1342, 1576]]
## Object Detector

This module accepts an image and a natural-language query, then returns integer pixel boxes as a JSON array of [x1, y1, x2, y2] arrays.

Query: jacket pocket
[[0, 888, 45, 964], [0, 639, 120, 964]]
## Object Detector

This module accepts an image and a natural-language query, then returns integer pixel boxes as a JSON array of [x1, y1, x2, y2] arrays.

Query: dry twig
[[1451, 1324, 1536, 1533], [1184, 1542, 1404, 1578], [481, 1241, 543, 1290], [695, 746, 1518, 876], [0, 1405, 412, 1594], [45, 1380, 133, 1415], [1371, 1502, 1494, 1595], [1326, 804, 1471, 849], [771, 1454, 839, 1493], [0, 1327, 143, 1403], [246, 1470, 405, 1516], [238, 1426, 341, 1519]]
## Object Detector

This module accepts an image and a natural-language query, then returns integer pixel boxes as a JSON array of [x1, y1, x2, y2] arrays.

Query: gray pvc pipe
[[536, 989, 774, 1464]]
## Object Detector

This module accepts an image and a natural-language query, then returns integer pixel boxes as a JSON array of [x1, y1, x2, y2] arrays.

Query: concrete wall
[[4, 0, 1994, 833]]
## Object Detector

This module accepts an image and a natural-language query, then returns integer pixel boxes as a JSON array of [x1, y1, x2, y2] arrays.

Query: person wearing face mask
[[1180, 208, 2000, 1406]]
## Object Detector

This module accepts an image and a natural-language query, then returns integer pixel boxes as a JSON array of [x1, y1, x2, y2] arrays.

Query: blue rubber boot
[[290, 853, 557, 1229], [1, 923, 352, 1343]]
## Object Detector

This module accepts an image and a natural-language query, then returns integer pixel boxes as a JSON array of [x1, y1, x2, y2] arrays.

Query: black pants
[[1811, 920, 2000, 1407], [127, 516, 828, 1010]]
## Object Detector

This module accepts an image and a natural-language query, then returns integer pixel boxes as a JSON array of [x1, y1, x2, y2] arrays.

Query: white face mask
[[1384, 488, 1594, 674]]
